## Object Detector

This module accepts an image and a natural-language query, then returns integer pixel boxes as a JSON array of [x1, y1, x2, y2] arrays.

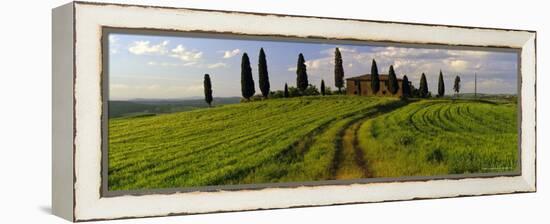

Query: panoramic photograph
[[106, 32, 519, 191]]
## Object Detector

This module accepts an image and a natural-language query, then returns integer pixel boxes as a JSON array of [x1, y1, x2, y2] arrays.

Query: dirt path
[[332, 100, 410, 180], [334, 119, 370, 179]]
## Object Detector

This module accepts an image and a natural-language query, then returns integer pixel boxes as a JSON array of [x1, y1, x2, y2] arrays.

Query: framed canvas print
[[52, 1, 536, 222]]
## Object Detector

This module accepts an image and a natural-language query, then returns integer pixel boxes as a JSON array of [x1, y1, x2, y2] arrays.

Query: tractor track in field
[[332, 100, 410, 180]]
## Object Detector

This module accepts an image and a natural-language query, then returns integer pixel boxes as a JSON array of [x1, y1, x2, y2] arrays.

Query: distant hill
[[452, 93, 517, 103], [457, 93, 517, 98], [109, 97, 241, 118]]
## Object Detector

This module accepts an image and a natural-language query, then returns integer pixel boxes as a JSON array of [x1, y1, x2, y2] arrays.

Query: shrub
[[426, 148, 444, 163], [270, 90, 285, 98]]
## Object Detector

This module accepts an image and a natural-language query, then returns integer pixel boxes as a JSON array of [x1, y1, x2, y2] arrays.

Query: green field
[[108, 96, 518, 191], [356, 99, 518, 177]]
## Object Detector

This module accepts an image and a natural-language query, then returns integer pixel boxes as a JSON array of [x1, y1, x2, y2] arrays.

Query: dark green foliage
[[258, 48, 270, 98], [437, 70, 445, 97], [244, 94, 266, 102], [288, 86, 301, 97], [454, 75, 461, 95], [285, 85, 319, 97], [284, 83, 289, 98], [371, 59, 380, 94], [411, 85, 420, 98], [241, 53, 255, 100], [270, 90, 284, 98], [426, 148, 444, 163], [419, 73, 429, 98], [388, 65, 399, 94], [203, 74, 213, 106], [402, 75, 411, 98], [303, 84, 320, 96], [334, 48, 344, 93], [320, 80, 326, 96], [296, 53, 309, 91]]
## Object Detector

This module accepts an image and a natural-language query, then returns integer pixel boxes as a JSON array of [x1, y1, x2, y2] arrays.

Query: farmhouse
[[346, 74, 406, 97]]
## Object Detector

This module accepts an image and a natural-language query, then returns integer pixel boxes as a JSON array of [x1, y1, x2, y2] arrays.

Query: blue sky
[[108, 33, 518, 100]]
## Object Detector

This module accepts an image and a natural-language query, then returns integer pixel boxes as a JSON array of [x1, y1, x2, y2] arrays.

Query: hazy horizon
[[108, 33, 518, 100]]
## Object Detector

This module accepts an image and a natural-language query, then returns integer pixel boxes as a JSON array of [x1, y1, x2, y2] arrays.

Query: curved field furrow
[[356, 100, 518, 177]]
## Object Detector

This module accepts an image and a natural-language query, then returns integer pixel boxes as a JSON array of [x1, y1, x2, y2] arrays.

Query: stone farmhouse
[[346, 74, 408, 97]]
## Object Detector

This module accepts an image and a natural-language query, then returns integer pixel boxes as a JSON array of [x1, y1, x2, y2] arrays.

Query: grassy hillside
[[108, 96, 399, 190], [108, 96, 518, 191], [356, 99, 518, 177]]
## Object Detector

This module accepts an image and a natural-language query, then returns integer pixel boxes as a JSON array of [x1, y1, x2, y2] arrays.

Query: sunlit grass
[[356, 99, 518, 177], [108, 96, 395, 190]]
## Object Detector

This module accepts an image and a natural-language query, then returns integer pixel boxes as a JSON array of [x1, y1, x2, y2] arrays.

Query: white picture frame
[[52, 1, 536, 221]]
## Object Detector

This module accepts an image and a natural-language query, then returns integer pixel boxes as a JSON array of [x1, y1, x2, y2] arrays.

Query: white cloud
[[109, 36, 118, 44], [221, 49, 241, 58], [320, 47, 357, 55], [305, 59, 325, 70], [147, 61, 201, 67], [446, 59, 469, 70], [169, 45, 203, 62], [183, 62, 198, 67], [128, 40, 169, 55], [207, 62, 228, 69], [109, 35, 120, 54]]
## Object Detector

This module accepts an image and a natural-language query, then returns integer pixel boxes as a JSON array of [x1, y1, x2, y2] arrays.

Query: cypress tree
[[453, 75, 461, 97], [321, 80, 326, 96], [334, 48, 344, 93], [437, 70, 445, 97], [371, 59, 380, 94], [388, 65, 399, 94], [203, 74, 213, 106], [258, 48, 270, 98], [284, 83, 289, 98], [419, 73, 429, 98], [296, 53, 309, 91], [402, 75, 410, 98], [241, 53, 255, 100]]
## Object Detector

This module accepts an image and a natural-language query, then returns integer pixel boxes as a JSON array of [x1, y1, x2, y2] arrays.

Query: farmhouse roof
[[346, 74, 402, 81]]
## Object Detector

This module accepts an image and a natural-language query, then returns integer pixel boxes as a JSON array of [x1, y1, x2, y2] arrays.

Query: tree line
[[368, 59, 462, 99], [203, 47, 463, 106]]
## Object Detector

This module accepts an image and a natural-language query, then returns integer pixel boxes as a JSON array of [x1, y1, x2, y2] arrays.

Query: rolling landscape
[[107, 33, 519, 191], [108, 96, 517, 191]]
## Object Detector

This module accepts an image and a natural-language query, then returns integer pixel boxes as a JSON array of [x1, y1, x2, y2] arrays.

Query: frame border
[[67, 1, 536, 221]]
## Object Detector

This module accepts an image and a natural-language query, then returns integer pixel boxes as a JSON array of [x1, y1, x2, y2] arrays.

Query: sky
[[108, 33, 518, 100]]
